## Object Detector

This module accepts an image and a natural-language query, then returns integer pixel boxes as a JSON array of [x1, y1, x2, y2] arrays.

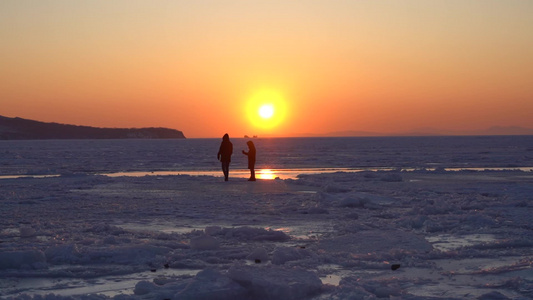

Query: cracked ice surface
[[1, 136, 532, 299]]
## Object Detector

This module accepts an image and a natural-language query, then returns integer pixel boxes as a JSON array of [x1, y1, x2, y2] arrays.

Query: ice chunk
[[272, 246, 313, 265], [339, 192, 396, 209], [339, 196, 369, 208], [221, 226, 290, 242], [246, 247, 269, 262], [205, 225, 222, 235], [0, 250, 46, 270], [87, 223, 125, 235], [19, 226, 36, 237], [134, 279, 190, 298], [318, 230, 432, 254], [86, 245, 172, 265], [316, 192, 338, 204], [190, 234, 220, 250], [477, 291, 510, 299], [380, 173, 403, 182], [44, 244, 81, 264], [134, 280, 157, 295], [324, 184, 350, 193], [228, 265, 322, 300], [102, 235, 118, 244], [306, 207, 329, 214], [176, 268, 247, 300], [362, 281, 402, 298]]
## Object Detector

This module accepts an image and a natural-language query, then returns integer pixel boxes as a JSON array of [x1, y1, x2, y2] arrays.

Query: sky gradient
[[1, 1, 532, 137]]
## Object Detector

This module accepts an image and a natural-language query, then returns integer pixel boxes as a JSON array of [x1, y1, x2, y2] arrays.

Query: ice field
[[1, 136, 532, 299]]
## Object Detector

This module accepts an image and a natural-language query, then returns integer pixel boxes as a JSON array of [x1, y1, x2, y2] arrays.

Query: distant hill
[[312, 126, 533, 137], [0, 116, 186, 140], [473, 126, 533, 136]]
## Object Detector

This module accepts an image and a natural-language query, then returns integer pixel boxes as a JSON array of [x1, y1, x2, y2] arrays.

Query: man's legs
[[222, 161, 230, 181]]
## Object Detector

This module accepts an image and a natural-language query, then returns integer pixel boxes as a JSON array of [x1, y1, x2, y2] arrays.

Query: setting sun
[[258, 104, 274, 119], [245, 89, 287, 131]]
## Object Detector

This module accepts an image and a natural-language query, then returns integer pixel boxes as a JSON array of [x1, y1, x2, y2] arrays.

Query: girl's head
[[247, 141, 255, 149]]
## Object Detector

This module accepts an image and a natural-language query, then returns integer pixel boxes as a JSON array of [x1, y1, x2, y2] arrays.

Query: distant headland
[[0, 116, 186, 140]]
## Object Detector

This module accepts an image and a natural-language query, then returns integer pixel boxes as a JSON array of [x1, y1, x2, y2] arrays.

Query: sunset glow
[[245, 89, 287, 131], [1, 1, 532, 137]]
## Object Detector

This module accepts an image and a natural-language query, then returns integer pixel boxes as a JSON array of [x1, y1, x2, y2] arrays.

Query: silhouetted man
[[217, 133, 233, 181]]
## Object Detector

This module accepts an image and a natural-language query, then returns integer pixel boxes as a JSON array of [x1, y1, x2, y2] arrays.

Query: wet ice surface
[[1, 136, 533, 299], [2, 136, 533, 176]]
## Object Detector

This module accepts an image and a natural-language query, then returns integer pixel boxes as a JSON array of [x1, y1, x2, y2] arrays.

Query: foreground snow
[[1, 169, 532, 299]]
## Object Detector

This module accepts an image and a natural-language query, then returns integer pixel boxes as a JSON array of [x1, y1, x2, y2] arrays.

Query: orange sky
[[1, 1, 532, 137]]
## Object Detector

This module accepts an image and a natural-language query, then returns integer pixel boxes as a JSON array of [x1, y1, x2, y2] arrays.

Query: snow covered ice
[[1, 136, 532, 299]]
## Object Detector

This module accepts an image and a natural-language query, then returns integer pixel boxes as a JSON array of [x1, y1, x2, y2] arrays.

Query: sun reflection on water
[[256, 169, 277, 180]]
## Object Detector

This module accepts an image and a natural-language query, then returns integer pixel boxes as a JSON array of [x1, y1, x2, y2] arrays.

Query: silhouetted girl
[[217, 133, 233, 181], [242, 140, 256, 181]]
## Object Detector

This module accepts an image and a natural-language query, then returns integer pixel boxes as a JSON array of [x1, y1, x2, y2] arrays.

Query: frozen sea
[[1, 136, 532, 299]]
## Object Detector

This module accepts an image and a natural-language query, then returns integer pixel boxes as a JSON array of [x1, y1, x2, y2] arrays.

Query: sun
[[245, 89, 287, 130], [258, 104, 274, 119]]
